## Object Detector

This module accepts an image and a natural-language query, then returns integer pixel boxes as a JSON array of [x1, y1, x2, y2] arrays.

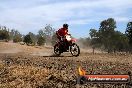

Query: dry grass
[[10, 65, 48, 80], [0, 64, 49, 88]]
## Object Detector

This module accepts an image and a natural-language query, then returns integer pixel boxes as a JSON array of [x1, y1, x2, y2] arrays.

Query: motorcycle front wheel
[[70, 43, 80, 57]]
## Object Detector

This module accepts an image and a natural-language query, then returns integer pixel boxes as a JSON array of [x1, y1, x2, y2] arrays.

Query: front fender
[[71, 38, 77, 42]]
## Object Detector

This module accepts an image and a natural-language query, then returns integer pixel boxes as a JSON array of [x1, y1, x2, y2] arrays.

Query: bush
[[0, 29, 10, 40], [51, 33, 57, 46], [23, 34, 33, 45], [13, 35, 22, 43], [37, 36, 45, 46]]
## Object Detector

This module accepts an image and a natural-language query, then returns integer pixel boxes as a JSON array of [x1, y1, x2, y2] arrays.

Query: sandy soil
[[0, 42, 132, 88], [0, 42, 53, 56]]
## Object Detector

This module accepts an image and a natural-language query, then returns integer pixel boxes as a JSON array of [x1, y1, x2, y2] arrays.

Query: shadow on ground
[[42, 54, 73, 57]]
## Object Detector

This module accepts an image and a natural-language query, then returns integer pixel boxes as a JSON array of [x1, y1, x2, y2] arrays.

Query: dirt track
[[0, 42, 132, 88]]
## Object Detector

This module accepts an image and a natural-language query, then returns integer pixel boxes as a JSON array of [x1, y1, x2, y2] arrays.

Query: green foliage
[[44, 24, 55, 37], [37, 36, 45, 46], [0, 29, 10, 41], [23, 34, 33, 45], [89, 29, 98, 38], [39, 24, 55, 45], [89, 29, 101, 48], [126, 22, 132, 46], [98, 18, 116, 52], [89, 18, 129, 53], [10, 29, 22, 40], [51, 33, 58, 46], [112, 31, 129, 52], [28, 32, 37, 45], [10, 29, 22, 43], [13, 35, 22, 43], [38, 30, 46, 37]]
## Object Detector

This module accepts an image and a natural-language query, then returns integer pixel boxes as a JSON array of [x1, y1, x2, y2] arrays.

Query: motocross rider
[[56, 24, 69, 51]]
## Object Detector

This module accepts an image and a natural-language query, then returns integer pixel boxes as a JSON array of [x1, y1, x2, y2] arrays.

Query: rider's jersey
[[57, 28, 68, 37]]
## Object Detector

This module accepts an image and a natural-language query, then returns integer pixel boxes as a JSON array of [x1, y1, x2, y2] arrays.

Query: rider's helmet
[[63, 24, 68, 29]]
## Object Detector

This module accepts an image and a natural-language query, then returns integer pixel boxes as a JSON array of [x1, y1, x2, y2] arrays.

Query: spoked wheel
[[70, 43, 80, 57], [54, 45, 61, 56]]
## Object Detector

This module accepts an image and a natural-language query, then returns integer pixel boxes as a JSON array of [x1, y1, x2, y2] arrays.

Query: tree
[[126, 22, 132, 45], [23, 34, 33, 45], [89, 29, 100, 45], [10, 29, 22, 42], [89, 18, 120, 53], [112, 31, 129, 52], [37, 36, 46, 46], [10, 29, 15, 40], [44, 24, 54, 37], [126, 22, 132, 52], [99, 18, 116, 53], [13, 35, 22, 43], [51, 32, 58, 46], [0, 29, 10, 41], [39, 24, 55, 45], [38, 30, 46, 37], [89, 29, 98, 38], [28, 32, 37, 45], [89, 29, 102, 53]]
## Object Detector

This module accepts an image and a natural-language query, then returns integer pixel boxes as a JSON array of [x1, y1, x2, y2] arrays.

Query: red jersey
[[57, 28, 68, 36]]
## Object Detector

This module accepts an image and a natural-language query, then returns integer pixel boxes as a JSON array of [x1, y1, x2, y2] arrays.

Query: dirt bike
[[54, 34, 80, 57]]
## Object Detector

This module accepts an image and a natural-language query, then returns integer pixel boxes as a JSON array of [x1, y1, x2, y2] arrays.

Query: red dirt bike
[[54, 34, 80, 57]]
